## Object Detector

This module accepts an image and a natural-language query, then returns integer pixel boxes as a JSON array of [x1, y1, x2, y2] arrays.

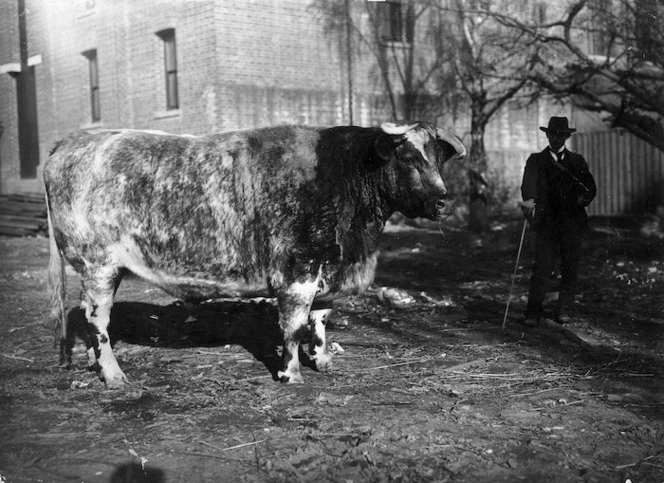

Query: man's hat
[[540, 116, 576, 135]]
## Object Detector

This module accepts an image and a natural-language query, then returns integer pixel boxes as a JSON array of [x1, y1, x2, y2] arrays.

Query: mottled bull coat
[[45, 122, 466, 387]]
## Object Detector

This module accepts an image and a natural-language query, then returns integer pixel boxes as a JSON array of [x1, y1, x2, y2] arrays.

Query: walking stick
[[502, 219, 528, 328]]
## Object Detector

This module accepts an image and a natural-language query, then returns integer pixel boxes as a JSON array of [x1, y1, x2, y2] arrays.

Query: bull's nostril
[[433, 198, 456, 220]]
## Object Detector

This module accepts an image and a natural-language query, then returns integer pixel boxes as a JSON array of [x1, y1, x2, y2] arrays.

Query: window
[[374, 1, 410, 43], [587, 26, 611, 57], [82, 49, 100, 122], [157, 29, 179, 110], [634, 0, 659, 62], [587, 0, 613, 56], [533, 3, 547, 25]]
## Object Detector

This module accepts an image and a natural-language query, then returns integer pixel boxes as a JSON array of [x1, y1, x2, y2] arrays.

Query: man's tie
[[549, 148, 565, 161]]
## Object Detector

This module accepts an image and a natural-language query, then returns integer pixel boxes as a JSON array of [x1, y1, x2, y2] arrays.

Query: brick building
[[1, 0, 398, 195], [7, 0, 653, 217]]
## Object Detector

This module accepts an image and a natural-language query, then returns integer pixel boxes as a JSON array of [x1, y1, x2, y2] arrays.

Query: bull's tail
[[45, 189, 68, 364]]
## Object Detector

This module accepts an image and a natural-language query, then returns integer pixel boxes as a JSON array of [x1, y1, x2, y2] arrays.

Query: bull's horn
[[380, 122, 419, 136], [436, 128, 467, 159]]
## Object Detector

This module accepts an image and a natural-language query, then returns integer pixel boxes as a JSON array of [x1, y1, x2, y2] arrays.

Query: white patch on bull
[[405, 128, 430, 162], [317, 277, 330, 295], [116, 173, 128, 193], [277, 273, 322, 384], [81, 290, 127, 389], [308, 308, 333, 372], [86, 346, 96, 367], [270, 271, 285, 290], [404, 127, 448, 196], [292, 129, 319, 169], [92, 132, 125, 175], [70, 203, 94, 242], [337, 252, 379, 294]]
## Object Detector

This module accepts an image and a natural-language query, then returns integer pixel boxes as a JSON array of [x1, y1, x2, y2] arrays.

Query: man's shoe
[[522, 317, 539, 327], [557, 312, 572, 324]]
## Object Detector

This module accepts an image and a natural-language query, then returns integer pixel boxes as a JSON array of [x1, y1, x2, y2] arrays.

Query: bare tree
[[491, 0, 664, 153], [433, 0, 541, 231], [315, 0, 542, 232], [313, 0, 449, 121]]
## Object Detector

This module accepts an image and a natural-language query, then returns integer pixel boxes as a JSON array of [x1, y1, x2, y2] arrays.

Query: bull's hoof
[[103, 372, 128, 389], [277, 370, 304, 384], [312, 354, 333, 373]]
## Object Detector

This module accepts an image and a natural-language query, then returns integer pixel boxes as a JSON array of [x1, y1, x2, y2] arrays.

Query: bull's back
[[45, 130, 205, 248], [44, 127, 322, 297]]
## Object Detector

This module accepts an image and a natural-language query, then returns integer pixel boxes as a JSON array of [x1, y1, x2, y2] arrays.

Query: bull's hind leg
[[308, 305, 333, 372], [276, 280, 319, 384], [81, 267, 127, 389]]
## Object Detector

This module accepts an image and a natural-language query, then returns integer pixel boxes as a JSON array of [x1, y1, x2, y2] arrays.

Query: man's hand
[[577, 195, 586, 206], [520, 198, 536, 217]]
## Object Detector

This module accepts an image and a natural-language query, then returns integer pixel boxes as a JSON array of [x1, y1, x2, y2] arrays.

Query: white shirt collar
[[549, 145, 566, 160]]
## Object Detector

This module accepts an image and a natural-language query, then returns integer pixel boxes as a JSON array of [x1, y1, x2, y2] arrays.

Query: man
[[520, 116, 597, 327]]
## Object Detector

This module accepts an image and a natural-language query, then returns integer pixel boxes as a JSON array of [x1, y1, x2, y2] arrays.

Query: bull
[[44, 122, 466, 388]]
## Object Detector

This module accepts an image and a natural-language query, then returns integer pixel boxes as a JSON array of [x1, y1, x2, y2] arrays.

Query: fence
[[573, 130, 664, 216]]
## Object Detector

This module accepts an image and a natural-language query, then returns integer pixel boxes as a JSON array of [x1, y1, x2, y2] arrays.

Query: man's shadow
[[63, 299, 285, 378]]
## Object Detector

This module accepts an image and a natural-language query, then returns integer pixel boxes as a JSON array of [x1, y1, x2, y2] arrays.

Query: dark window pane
[[166, 73, 178, 109], [85, 49, 100, 122], [157, 29, 179, 110], [376, 1, 403, 42], [164, 38, 177, 71], [91, 87, 100, 122]]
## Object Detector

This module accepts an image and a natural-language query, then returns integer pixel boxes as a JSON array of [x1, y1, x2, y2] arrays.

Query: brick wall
[[1, 0, 395, 194], [0, 0, 549, 196]]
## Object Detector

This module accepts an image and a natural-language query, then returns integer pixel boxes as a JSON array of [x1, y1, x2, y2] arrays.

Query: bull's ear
[[374, 122, 418, 164]]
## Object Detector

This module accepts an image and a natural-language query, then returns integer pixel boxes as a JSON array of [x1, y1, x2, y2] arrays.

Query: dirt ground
[[0, 218, 662, 483]]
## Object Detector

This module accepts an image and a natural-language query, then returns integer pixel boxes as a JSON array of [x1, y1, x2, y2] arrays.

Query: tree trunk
[[467, 120, 489, 233]]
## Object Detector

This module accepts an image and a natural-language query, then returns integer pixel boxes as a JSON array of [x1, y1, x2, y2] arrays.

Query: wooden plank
[[0, 219, 42, 230], [0, 201, 47, 216], [0, 193, 47, 237], [0, 225, 34, 237], [0, 214, 45, 224], [5, 194, 45, 204]]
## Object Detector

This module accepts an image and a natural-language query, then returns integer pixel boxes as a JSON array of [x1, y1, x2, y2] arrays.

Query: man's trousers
[[525, 216, 585, 319]]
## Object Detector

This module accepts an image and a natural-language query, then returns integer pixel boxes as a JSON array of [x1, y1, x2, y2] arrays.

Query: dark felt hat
[[540, 116, 576, 135]]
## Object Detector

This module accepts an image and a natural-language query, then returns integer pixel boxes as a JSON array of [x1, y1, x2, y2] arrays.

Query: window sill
[[77, 8, 97, 20], [154, 109, 181, 120], [80, 121, 103, 131], [379, 40, 412, 49]]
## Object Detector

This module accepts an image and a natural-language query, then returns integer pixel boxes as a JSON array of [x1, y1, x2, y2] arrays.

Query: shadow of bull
[[62, 299, 286, 379]]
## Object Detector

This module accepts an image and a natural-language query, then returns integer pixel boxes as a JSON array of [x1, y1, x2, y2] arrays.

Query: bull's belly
[[152, 274, 271, 302], [125, 263, 272, 302], [85, 237, 379, 304], [146, 270, 278, 304], [100, 237, 270, 302]]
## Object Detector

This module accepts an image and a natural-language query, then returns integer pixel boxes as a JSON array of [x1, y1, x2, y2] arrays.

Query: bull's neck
[[335, 167, 393, 257]]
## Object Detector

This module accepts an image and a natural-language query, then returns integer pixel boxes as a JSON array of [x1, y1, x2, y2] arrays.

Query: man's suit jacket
[[521, 148, 597, 227]]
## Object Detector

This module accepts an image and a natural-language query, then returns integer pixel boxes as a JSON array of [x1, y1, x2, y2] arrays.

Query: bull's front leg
[[308, 303, 333, 372], [276, 280, 319, 384]]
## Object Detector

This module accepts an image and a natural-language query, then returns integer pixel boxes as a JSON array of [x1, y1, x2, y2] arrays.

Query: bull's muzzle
[[427, 197, 456, 220]]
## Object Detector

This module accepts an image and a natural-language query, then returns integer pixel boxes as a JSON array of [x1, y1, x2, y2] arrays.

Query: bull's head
[[377, 121, 466, 221]]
